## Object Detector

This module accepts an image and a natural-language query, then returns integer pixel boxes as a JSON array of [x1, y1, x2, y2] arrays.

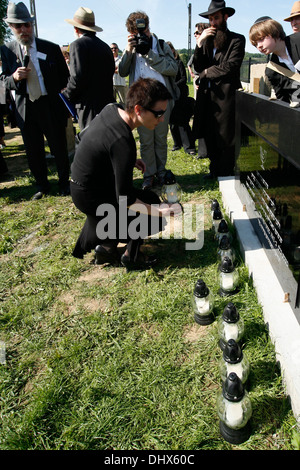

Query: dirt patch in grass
[[183, 324, 210, 342]]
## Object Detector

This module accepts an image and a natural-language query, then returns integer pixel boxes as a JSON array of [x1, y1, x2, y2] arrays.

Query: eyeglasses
[[194, 31, 200, 35], [10, 22, 32, 29], [111, 47, 118, 50], [143, 107, 166, 118]]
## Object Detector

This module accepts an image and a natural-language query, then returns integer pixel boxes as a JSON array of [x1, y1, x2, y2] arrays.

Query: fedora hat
[[199, 1, 235, 19], [284, 1, 300, 21], [5, 2, 34, 24], [65, 7, 103, 32]]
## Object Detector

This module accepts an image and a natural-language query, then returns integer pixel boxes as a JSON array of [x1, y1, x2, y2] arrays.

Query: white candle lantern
[[217, 372, 252, 444], [218, 257, 239, 297], [216, 219, 232, 243], [161, 170, 182, 204], [211, 199, 220, 217], [217, 235, 236, 264], [212, 208, 223, 233], [218, 302, 244, 350], [192, 279, 214, 325], [219, 339, 250, 385]]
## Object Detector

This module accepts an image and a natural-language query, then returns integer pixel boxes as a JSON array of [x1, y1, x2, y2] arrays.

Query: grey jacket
[[118, 33, 180, 100]]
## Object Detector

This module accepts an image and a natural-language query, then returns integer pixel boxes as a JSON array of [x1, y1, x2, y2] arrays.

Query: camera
[[135, 19, 151, 55]]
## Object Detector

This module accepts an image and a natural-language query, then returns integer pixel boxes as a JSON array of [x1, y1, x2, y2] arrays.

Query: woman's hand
[[159, 203, 182, 217]]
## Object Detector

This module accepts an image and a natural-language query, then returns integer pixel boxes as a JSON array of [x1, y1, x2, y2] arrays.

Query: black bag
[[169, 96, 195, 126]]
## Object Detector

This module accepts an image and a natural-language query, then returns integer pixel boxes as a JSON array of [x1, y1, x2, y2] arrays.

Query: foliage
[[0, 0, 11, 46]]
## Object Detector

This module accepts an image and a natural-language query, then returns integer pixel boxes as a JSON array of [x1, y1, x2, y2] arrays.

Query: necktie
[[25, 46, 42, 102]]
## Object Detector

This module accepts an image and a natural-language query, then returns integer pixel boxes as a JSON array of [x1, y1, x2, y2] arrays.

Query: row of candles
[[161, 176, 254, 443], [192, 199, 252, 445]]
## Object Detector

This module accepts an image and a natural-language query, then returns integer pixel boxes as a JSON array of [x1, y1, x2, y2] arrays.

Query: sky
[[21, 0, 294, 54]]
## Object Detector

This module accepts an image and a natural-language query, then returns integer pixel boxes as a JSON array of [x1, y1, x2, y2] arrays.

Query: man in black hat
[[0, 2, 70, 199], [192, 1, 245, 178]]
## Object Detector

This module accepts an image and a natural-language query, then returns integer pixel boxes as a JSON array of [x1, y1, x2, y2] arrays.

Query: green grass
[[0, 121, 299, 451]]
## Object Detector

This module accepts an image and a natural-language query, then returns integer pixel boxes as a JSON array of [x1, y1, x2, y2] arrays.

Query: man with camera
[[119, 11, 179, 190]]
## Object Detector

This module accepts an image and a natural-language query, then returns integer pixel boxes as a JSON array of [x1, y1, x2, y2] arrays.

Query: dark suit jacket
[[266, 33, 300, 103], [192, 29, 245, 148], [0, 38, 70, 130], [63, 32, 115, 117]]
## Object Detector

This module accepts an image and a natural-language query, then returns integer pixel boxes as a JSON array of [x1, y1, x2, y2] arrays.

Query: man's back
[[64, 33, 115, 119]]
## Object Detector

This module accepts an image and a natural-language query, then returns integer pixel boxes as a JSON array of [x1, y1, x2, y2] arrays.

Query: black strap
[[296, 272, 300, 308]]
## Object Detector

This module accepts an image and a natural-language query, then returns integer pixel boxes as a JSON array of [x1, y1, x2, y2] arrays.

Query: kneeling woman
[[70, 78, 181, 270]]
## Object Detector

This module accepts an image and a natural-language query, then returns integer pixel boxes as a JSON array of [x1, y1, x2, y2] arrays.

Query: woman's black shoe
[[121, 253, 158, 272], [94, 245, 120, 266]]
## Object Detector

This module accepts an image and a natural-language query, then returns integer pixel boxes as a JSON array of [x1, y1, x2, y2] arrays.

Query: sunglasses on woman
[[143, 107, 166, 118]]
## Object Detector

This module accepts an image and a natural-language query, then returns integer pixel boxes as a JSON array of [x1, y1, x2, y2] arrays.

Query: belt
[[70, 178, 85, 187]]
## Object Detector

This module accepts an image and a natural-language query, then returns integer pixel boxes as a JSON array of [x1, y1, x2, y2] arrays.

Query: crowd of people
[[1, 1, 300, 270]]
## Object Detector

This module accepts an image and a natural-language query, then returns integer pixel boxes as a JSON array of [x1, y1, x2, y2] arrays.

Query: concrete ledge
[[219, 176, 300, 424]]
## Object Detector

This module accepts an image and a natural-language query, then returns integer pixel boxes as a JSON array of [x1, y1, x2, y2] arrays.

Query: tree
[[0, 0, 12, 46]]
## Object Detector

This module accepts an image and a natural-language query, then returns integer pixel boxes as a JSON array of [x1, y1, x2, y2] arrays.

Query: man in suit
[[0, 2, 70, 199], [192, 1, 245, 178], [63, 7, 115, 131]]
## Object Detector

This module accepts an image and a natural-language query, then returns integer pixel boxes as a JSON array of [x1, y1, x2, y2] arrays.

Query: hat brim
[[284, 13, 300, 22], [5, 16, 35, 24], [65, 18, 103, 32], [199, 7, 235, 18]]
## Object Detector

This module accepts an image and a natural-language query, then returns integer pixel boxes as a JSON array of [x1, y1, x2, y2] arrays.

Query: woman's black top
[[71, 103, 137, 206]]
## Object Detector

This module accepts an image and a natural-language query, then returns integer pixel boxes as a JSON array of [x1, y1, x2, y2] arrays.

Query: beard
[[205, 18, 228, 51], [14, 31, 34, 47]]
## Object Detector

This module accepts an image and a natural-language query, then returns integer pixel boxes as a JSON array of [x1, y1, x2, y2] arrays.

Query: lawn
[[0, 118, 299, 451]]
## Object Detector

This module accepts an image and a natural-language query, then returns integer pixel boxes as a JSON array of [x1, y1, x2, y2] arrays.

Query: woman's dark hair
[[125, 78, 171, 113], [166, 41, 179, 59]]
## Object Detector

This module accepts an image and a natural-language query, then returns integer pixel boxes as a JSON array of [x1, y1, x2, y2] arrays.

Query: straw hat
[[284, 1, 300, 22], [199, 0, 235, 19], [65, 7, 103, 32], [5, 2, 35, 24]]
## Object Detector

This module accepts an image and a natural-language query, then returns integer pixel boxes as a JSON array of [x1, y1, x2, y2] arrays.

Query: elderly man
[[0, 2, 70, 199], [63, 7, 115, 131], [284, 2, 300, 33], [192, 0, 245, 178]]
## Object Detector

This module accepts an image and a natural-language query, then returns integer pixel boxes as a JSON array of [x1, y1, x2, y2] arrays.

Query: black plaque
[[235, 91, 300, 320]]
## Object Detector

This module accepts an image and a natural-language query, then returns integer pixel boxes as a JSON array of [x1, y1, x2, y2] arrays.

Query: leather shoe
[[121, 252, 158, 272], [32, 191, 48, 200], [171, 146, 181, 151], [142, 176, 154, 190], [94, 245, 120, 266]]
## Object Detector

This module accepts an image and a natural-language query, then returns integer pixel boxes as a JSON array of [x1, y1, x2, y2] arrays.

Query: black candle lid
[[194, 279, 209, 298], [223, 339, 243, 364], [222, 302, 239, 323], [222, 372, 244, 402]]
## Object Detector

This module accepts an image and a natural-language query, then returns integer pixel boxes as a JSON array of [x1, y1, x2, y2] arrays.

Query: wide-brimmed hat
[[5, 2, 34, 24], [65, 7, 103, 32], [284, 1, 300, 22], [199, 1, 235, 19]]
